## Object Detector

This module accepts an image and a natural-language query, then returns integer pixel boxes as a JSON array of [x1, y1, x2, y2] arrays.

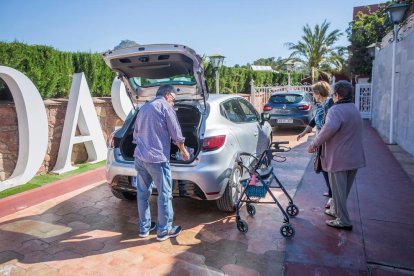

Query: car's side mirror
[[260, 112, 270, 125]]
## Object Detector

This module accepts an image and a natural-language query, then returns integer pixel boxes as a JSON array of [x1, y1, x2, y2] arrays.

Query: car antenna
[[119, 74, 136, 110]]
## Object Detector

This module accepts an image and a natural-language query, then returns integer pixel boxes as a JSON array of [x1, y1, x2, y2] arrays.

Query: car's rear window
[[269, 94, 303, 104], [129, 75, 196, 89]]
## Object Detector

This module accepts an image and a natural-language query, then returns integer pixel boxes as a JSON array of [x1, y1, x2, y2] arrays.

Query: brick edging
[[0, 167, 106, 218]]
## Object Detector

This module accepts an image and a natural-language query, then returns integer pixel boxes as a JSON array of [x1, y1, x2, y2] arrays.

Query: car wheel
[[111, 189, 136, 201], [216, 164, 242, 212]]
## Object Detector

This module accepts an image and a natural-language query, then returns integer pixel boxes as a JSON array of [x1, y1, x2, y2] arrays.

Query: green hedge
[[0, 41, 303, 99], [0, 42, 115, 98]]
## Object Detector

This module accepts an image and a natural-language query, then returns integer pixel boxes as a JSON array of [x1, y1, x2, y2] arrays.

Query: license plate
[[132, 176, 137, 187], [277, 119, 293, 124]]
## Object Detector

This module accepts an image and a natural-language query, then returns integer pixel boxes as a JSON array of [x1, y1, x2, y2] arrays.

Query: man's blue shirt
[[133, 96, 185, 163]]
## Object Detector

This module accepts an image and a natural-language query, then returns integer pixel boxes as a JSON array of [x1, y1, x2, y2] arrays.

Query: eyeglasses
[[169, 93, 176, 101]]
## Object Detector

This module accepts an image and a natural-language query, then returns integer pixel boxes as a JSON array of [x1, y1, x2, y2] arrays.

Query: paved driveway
[[0, 128, 313, 275]]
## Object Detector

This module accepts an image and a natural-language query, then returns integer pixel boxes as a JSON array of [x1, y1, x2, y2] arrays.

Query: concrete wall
[[372, 17, 414, 156], [0, 98, 123, 181]]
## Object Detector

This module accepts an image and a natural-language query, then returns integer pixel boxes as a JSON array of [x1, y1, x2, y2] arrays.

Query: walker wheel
[[246, 204, 256, 216], [236, 219, 249, 233], [286, 204, 299, 217], [280, 224, 295, 238]]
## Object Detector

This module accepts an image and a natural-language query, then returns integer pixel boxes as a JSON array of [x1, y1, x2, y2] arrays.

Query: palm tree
[[252, 57, 287, 72], [285, 20, 345, 82]]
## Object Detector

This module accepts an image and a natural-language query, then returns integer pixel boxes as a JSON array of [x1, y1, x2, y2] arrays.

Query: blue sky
[[1, 0, 381, 66]]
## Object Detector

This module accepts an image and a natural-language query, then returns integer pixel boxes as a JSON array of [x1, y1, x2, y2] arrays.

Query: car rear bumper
[[106, 148, 233, 201], [269, 115, 310, 127]]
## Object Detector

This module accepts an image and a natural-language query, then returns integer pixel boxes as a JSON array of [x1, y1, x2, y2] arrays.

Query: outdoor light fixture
[[208, 54, 225, 94], [387, 3, 410, 26], [285, 60, 294, 86], [386, 2, 410, 144], [366, 43, 377, 59], [367, 42, 382, 60]]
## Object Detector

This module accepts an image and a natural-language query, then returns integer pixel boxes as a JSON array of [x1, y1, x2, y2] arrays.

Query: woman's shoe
[[326, 219, 353, 230], [325, 198, 332, 209], [324, 208, 336, 218]]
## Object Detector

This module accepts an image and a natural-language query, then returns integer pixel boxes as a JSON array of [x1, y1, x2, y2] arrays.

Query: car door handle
[[254, 131, 258, 136]]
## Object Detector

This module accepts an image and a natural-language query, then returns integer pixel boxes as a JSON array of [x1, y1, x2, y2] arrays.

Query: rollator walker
[[235, 141, 299, 238]]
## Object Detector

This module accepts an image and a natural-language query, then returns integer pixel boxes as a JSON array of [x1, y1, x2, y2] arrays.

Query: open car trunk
[[119, 103, 202, 162]]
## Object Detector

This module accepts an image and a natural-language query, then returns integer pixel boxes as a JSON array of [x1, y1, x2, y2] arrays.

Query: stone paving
[[0, 132, 312, 275], [1, 122, 414, 275], [388, 144, 414, 184]]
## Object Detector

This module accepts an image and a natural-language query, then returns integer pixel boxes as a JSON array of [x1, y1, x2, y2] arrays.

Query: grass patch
[[0, 161, 106, 199]]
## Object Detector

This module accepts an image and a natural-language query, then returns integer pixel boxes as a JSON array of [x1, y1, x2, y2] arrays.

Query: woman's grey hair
[[156, 84, 176, 97], [334, 80, 354, 100]]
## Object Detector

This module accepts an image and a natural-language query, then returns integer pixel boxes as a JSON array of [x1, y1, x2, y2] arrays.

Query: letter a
[[0, 66, 48, 191], [52, 73, 106, 174]]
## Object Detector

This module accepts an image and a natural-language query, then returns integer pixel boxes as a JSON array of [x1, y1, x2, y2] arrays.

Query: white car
[[102, 44, 272, 212]]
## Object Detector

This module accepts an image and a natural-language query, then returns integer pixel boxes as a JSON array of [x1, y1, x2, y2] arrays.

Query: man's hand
[[181, 148, 190, 161], [177, 142, 190, 161]]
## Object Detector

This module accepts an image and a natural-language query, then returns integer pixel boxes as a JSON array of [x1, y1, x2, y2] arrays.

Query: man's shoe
[[324, 209, 336, 218], [139, 221, 157, 238], [326, 219, 353, 230], [157, 226, 182, 241]]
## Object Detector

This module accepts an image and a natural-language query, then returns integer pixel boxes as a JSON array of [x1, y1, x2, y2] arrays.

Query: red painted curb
[[0, 167, 106, 218]]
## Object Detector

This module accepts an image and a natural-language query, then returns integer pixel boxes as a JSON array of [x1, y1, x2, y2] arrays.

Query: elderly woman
[[308, 81, 365, 230], [297, 81, 334, 207]]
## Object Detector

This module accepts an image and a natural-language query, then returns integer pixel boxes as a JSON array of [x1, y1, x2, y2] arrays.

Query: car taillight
[[263, 105, 272, 111], [108, 132, 115, 148], [202, 135, 226, 151], [297, 104, 310, 111]]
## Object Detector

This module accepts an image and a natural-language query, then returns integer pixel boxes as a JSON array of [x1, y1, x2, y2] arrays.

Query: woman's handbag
[[314, 145, 322, 173]]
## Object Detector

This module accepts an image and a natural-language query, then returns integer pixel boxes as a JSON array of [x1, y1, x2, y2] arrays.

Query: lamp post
[[386, 2, 409, 144], [285, 60, 294, 87], [209, 54, 225, 94]]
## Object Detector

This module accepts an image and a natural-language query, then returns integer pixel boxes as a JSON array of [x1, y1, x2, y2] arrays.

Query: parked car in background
[[102, 44, 272, 212], [263, 91, 316, 128]]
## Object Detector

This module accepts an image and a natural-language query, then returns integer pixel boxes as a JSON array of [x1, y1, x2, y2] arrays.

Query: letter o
[[0, 66, 48, 191]]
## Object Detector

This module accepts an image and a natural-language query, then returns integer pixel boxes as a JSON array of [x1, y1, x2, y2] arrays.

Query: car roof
[[207, 94, 244, 104]]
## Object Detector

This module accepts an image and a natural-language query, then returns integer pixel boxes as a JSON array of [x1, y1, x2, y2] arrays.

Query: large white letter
[[111, 78, 133, 121], [0, 66, 48, 191], [52, 73, 107, 174]]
